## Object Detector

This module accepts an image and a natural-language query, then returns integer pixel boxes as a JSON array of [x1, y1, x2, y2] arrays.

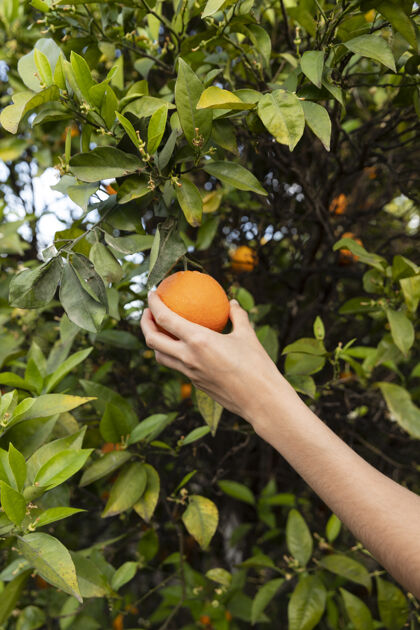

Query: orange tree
[[0, 0, 419, 628]]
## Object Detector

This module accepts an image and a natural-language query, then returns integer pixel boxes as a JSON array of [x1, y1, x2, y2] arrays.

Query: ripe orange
[[181, 382, 192, 399], [112, 614, 124, 630], [229, 245, 258, 272], [339, 232, 363, 265], [329, 193, 348, 216], [156, 271, 229, 333], [199, 616, 212, 626]]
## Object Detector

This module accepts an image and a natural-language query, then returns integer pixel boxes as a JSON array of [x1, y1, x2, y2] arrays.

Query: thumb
[[229, 299, 251, 332]]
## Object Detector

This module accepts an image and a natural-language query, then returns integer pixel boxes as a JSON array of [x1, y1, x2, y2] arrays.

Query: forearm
[[250, 373, 420, 597]]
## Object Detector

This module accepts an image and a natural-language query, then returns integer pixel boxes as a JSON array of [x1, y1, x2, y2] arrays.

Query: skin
[[141, 292, 420, 598]]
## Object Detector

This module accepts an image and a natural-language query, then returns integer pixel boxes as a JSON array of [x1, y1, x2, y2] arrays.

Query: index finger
[[147, 291, 204, 341]]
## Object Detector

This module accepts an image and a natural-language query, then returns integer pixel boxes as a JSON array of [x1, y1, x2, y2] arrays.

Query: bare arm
[[141, 293, 420, 597]]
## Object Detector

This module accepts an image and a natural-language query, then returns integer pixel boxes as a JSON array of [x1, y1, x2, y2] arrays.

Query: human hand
[[140, 291, 287, 424]]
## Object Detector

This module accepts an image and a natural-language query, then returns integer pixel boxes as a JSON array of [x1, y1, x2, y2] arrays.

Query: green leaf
[[282, 338, 325, 355], [377, 1, 417, 49], [79, 381, 137, 425], [196, 389, 223, 436], [0, 481, 26, 525], [115, 111, 139, 150], [182, 494, 218, 549], [285, 353, 325, 376], [197, 86, 255, 110], [245, 23, 271, 68], [256, 325, 279, 363], [34, 49, 52, 87], [241, 553, 276, 569], [218, 480, 255, 505], [101, 85, 118, 129], [175, 58, 212, 148], [385, 308, 414, 356], [0, 571, 30, 626], [18, 532, 82, 601], [147, 218, 187, 289], [104, 232, 154, 255], [69, 147, 143, 183], [325, 513, 341, 543], [0, 87, 60, 134], [176, 177, 203, 227], [59, 263, 106, 333], [79, 450, 131, 487], [344, 34, 396, 72], [333, 238, 386, 271], [8, 444, 26, 491], [203, 161, 267, 195], [147, 105, 168, 154], [18, 39, 61, 92], [196, 216, 220, 251], [123, 96, 174, 118], [301, 51, 324, 88], [400, 275, 420, 312], [102, 462, 147, 517], [378, 382, 420, 439], [251, 578, 284, 626], [100, 402, 137, 443], [376, 576, 409, 630], [70, 51, 95, 103], [9, 258, 61, 309], [288, 574, 327, 630], [181, 425, 211, 446], [133, 463, 160, 522], [205, 567, 232, 587], [128, 413, 176, 444], [26, 427, 86, 484], [44, 347, 93, 394], [301, 101, 331, 151], [202, 0, 226, 18], [89, 242, 123, 283], [258, 90, 305, 151], [10, 395, 93, 425], [34, 449, 92, 490], [71, 552, 111, 598], [111, 561, 138, 591], [286, 509, 313, 566], [340, 588, 373, 630], [319, 554, 371, 591], [16, 605, 45, 630], [35, 507, 84, 528], [157, 128, 178, 170], [313, 316, 325, 340]]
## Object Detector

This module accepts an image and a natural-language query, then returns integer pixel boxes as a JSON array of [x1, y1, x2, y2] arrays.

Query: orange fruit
[[225, 610, 233, 621], [199, 616, 211, 626], [156, 271, 229, 333], [229, 245, 258, 272], [364, 9, 375, 22], [112, 614, 124, 630], [101, 443, 122, 453], [60, 125, 79, 141], [35, 575, 50, 589], [181, 383, 192, 399], [329, 193, 348, 215], [106, 184, 117, 195], [339, 232, 363, 265], [364, 166, 377, 179]]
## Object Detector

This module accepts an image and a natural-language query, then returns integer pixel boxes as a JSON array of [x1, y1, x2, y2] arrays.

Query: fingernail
[[230, 299, 239, 306]]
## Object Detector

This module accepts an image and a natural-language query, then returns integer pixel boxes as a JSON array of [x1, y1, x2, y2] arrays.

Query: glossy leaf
[[378, 382, 420, 439], [301, 101, 331, 151], [319, 554, 371, 591], [286, 509, 313, 566], [197, 86, 255, 110], [79, 450, 131, 487], [344, 34, 396, 72], [301, 51, 324, 88], [218, 480, 255, 505], [0, 481, 26, 525], [100, 402, 137, 443], [376, 576, 409, 630], [326, 513, 341, 543], [104, 232, 154, 255], [182, 494, 218, 550], [258, 90, 305, 151], [251, 578, 284, 626], [176, 177, 203, 227], [147, 105, 168, 154], [133, 464, 160, 522], [44, 347, 93, 394], [175, 58, 212, 148], [111, 561, 138, 591], [203, 161, 267, 196], [196, 389, 223, 436], [35, 507, 84, 528], [69, 147, 143, 182], [288, 574, 327, 630], [385, 308, 414, 356], [18, 533, 82, 602], [102, 462, 147, 517], [34, 449, 92, 490], [0, 87, 60, 134], [340, 588, 373, 630]]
